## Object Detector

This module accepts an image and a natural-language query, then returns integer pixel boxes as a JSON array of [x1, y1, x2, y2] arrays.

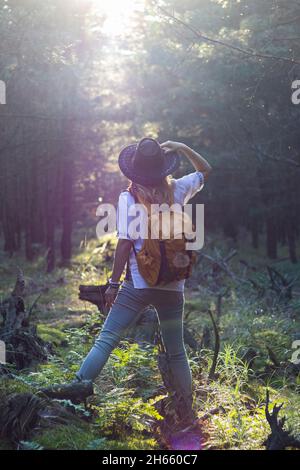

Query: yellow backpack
[[128, 185, 196, 287]]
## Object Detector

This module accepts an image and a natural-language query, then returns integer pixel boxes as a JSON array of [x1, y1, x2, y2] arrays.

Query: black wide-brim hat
[[118, 137, 180, 186]]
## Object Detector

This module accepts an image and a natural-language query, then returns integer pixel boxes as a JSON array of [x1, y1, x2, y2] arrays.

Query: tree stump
[[0, 270, 52, 370], [264, 390, 300, 450]]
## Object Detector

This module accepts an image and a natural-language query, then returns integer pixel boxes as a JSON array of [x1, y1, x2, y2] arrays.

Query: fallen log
[[39, 380, 93, 402]]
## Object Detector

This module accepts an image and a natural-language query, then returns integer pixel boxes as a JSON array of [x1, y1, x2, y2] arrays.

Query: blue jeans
[[77, 280, 192, 401]]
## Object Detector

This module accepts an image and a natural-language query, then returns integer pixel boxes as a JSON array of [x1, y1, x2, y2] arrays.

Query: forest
[[0, 0, 300, 452]]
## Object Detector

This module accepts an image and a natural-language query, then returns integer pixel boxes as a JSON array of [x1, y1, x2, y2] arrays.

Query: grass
[[0, 229, 299, 449]]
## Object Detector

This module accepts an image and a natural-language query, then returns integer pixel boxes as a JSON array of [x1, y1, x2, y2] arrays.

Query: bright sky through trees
[[93, 0, 144, 36]]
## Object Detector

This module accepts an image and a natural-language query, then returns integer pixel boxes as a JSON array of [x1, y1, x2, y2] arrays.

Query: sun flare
[[95, 0, 143, 36]]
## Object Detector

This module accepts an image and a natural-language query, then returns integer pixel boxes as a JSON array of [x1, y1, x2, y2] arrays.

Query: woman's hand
[[104, 285, 119, 310], [162, 140, 212, 177], [160, 140, 187, 154]]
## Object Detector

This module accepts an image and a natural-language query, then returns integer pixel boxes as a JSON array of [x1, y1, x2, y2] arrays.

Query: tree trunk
[[60, 157, 74, 266], [251, 217, 259, 249], [266, 217, 277, 259], [45, 167, 56, 273], [286, 218, 297, 264], [2, 204, 17, 255]]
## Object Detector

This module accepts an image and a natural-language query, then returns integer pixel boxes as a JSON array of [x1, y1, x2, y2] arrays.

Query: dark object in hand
[[78, 283, 109, 313]]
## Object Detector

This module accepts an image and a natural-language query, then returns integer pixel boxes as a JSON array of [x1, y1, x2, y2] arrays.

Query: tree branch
[[154, 3, 300, 66]]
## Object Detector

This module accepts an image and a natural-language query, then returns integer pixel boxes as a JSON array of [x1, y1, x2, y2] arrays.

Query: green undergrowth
[[0, 232, 299, 449]]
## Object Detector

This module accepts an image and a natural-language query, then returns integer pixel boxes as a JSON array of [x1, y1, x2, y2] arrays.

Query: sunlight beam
[[94, 0, 143, 37]]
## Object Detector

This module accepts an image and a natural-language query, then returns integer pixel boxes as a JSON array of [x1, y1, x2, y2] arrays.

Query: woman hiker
[[76, 137, 212, 431]]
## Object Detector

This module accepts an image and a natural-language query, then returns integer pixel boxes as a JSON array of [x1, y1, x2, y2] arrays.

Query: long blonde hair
[[128, 176, 174, 209]]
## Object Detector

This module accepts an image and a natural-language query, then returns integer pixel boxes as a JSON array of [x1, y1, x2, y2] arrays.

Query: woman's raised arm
[[161, 141, 212, 180]]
